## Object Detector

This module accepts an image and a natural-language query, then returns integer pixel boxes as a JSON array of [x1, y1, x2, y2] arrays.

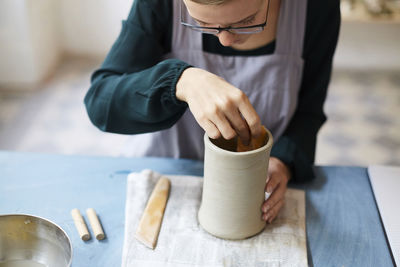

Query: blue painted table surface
[[0, 151, 393, 267]]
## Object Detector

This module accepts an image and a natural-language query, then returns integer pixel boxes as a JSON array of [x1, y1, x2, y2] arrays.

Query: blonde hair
[[187, 0, 231, 5]]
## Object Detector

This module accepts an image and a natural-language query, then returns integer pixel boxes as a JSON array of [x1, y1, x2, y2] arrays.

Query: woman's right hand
[[176, 67, 262, 144]]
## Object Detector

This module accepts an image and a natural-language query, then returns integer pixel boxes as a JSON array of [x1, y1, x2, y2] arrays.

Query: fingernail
[[263, 205, 269, 213], [263, 214, 269, 221]]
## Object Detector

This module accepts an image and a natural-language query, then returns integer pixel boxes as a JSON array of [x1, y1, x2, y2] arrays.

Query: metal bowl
[[0, 214, 72, 267]]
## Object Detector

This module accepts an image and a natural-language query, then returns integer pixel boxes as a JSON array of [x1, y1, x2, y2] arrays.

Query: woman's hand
[[262, 157, 291, 223], [176, 67, 262, 145]]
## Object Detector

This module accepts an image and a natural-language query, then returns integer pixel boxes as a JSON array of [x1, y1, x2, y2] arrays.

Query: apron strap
[[171, 0, 203, 51], [274, 0, 308, 56]]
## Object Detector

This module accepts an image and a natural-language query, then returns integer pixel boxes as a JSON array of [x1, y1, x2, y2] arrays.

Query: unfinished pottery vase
[[199, 127, 273, 239]]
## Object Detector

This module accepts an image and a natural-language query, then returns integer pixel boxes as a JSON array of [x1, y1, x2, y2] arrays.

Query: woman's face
[[183, 0, 266, 47]]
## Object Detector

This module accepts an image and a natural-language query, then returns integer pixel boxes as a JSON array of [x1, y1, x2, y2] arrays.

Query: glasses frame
[[180, 0, 270, 35]]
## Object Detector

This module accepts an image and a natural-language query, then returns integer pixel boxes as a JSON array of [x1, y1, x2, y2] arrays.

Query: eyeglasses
[[180, 0, 270, 35]]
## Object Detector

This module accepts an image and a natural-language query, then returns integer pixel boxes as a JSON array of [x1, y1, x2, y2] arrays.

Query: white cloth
[[122, 170, 307, 267]]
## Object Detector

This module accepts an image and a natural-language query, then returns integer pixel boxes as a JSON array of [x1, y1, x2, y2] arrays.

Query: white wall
[[27, 0, 60, 83], [0, 0, 59, 87], [0, 0, 133, 88], [58, 0, 133, 57], [334, 21, 400, 70]]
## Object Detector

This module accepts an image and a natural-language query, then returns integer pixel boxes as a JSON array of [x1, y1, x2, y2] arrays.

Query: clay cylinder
[[199, 129, 273, 239]]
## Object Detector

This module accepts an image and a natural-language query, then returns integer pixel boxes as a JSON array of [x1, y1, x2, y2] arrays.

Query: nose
[[217, 31, 235, 47]]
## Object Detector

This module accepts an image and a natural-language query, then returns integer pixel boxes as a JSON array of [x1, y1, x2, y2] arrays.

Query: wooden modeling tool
[[71, 208, 91, 241], [135, 177, 171, 249], [86, 208, 105, 240]]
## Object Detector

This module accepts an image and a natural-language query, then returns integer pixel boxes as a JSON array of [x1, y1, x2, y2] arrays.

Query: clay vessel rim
[[203, 129, 273, 156]]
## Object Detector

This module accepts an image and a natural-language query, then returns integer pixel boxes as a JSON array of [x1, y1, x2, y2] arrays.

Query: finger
[[225, 108, 251, 145], [201, 120, 221, 139], [262, 181, 286, 213], [209, 111, 237, 140], [263, 198, 285, 223], [265, 173, 281, 194], [213, 91, 249, 142], [236, 95, 262, 137]]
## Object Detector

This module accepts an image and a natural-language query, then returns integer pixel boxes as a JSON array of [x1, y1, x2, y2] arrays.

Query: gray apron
[[123, 0, 307, 160]]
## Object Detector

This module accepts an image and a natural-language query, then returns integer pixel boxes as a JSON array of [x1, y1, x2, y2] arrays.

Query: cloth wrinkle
[[122, 169, 307, 266]]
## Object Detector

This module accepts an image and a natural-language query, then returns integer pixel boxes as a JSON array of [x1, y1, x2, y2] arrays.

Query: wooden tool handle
[[86, 208, 105, 240], [135, 177, 171, 249], [71, 208, 91, 241]]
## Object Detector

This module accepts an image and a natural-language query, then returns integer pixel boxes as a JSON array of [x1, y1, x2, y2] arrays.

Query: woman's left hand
[[261, 157, 291, 223]]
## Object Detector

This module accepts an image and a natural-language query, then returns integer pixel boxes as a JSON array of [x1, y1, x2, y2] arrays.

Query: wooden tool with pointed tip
[[135, 177, 171, 249]]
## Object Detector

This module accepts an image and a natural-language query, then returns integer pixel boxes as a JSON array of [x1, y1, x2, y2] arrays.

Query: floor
[[0, 57, 399, 167], [0, 58, 130, 157], [316, 70, 400, 166]]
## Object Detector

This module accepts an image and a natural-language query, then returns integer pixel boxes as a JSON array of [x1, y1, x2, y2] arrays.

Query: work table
[[0, 151, 393, 266]]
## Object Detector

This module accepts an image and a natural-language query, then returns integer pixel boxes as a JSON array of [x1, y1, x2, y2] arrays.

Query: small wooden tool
[[71, 208, 91, 241], [86, 208, 105, 240], [135, 177, 171, 249]]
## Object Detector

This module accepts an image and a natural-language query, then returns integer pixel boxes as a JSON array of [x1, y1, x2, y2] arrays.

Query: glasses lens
[[190, 27, 220, 34], [229, 26, 264, 34]]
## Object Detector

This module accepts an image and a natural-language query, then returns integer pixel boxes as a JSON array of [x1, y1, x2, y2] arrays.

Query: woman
[[85, 0, 340, 223]]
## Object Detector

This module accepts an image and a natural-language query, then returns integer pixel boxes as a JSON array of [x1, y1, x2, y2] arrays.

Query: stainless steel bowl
[[0, 214, 72, 267]]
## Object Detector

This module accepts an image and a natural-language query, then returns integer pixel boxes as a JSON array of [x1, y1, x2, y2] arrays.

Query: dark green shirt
[[84, 0, 341, 182]]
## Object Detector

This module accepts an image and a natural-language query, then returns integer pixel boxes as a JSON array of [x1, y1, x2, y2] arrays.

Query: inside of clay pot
[[210, 136, 238, 152], [210, 127, 269, 152]]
